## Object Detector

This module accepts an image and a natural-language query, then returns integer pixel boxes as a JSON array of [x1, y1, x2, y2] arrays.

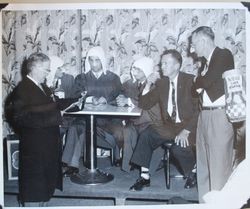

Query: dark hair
[[191, 26, 215, 41], [160, 49, 182, 69], [26, 52, 50, 74]]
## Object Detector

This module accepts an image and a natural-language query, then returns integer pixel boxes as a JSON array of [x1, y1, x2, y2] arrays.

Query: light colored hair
[[191, 26, 215, 41], [26, 52, 50, 74]]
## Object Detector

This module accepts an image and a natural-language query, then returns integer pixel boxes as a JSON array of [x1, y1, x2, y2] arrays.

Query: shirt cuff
[[85, 96, 93, 103], [127, 98, 135, 107], [196, 88, 203, 94], [142, 86, 150, 95]]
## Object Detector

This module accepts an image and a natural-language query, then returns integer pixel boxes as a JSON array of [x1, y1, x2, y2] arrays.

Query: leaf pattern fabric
[[2, 8, 246, 137]]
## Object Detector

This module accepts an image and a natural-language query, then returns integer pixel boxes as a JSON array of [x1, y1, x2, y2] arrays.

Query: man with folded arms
[[191, 26, 235, 202]]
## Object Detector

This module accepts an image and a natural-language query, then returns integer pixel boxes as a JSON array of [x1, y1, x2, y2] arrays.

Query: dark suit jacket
[[122, 79, 161, 133], [60, 73, 75, 98], [9, 76, 75, 202], [138, 72, 199, 144], [193, 47, 234, 102]]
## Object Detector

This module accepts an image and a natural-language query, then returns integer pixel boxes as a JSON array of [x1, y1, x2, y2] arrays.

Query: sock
[[192, 164, 197, 173], [141, 167, 150, 180]]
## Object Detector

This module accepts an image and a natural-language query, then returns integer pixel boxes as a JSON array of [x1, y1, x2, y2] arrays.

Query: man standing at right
[[191, 26, 235, 203]]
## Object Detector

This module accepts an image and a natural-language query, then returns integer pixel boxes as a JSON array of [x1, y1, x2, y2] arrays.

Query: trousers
[[130, 124, 196, 177], [196, 109, 234, 203]]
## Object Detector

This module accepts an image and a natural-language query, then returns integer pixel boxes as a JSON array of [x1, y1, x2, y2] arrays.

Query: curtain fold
[[2, 8, 246, 137]]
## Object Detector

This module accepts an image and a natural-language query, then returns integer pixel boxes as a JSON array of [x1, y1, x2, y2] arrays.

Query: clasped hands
[[175, 129, 190, 148], [92, 96, 107, 105], [116, 95, 129, 107]]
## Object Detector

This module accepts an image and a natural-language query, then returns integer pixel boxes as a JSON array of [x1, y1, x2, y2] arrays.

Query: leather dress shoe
[[62, 162, 68, 168], [130, 165, 135, 171], [129, 177, 150, 191], [184, 172, 197, 189], [63, 166, 79, 177], [114, 159, 122, 167]]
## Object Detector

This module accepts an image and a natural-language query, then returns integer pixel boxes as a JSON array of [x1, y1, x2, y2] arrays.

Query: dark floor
[[4, 156, 198, 207]]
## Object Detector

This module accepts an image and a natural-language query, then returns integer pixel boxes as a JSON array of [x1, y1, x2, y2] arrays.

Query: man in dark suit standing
[[129, 49, 199, 191], [191, 26, 235, 202], [9, 53, 81, 207]]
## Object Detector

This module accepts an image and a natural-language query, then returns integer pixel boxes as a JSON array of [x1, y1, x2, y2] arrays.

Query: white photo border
[[0, 2, 249, 209]]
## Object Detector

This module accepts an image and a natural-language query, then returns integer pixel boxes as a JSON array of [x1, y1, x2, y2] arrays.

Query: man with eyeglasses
[[8, 52, 81, 207], [191, 26, 235, 203]]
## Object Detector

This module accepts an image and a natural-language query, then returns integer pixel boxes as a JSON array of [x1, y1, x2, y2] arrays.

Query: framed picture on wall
[[6, 139, 19, 180]]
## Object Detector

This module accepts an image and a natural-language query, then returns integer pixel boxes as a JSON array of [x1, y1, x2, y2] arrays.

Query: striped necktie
[[170, 81, 176, 122]]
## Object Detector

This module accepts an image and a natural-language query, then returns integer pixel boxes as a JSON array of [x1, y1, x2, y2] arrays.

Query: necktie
[[201, 59, 209, 76], [198, 89, 204, 111], [170, 81, 176, 123]]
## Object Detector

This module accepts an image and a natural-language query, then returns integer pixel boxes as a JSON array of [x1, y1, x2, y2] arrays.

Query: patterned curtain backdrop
[[2, 8, 246, 136], [79, 9, 245, 82]]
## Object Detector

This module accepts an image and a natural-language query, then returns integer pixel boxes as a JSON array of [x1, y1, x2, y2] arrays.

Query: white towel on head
[[46, 56, 64, 87], [85, 46, 107, 74], [131, 56, 154, 82]]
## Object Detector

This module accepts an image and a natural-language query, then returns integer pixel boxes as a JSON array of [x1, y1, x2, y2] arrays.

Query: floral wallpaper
[[2, 8, 246, 136]]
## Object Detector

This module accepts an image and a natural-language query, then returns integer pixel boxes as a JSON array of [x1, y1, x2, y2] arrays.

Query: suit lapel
[[177, 73, 183, 112], [177, 73, 185, 121], [26, 78, 53, 103], [206, 47, 219, 75], [161, 76, 170, 120]]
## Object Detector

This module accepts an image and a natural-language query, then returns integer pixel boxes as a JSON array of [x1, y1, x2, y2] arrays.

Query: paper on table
[[64, 91, 87, 112]]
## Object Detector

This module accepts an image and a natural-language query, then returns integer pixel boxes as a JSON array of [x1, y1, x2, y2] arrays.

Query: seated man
[[62, 46, 123, 176], [116, 57, 163, 173], [46, 56, 76, 141], [129, 49, 199, 191]]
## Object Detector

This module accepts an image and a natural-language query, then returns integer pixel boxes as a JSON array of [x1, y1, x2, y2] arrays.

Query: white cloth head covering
[[131, 56, 154, 82], [46, 56, 64, 87], [85, 46, 107, 74]]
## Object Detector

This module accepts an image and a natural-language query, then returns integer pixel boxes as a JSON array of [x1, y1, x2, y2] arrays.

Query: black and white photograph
[[6, 135, 19, 180], [0, 2, 249, 209]]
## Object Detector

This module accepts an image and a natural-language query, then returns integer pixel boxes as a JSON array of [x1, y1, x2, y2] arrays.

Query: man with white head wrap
[[46, 56, 64, 88], [116, 56, 163, 173], [62, 46, 123, 175], [129, 49, 199, 191], [46, 56, 75, 99]]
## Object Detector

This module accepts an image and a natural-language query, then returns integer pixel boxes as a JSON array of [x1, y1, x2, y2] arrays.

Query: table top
[[64, 103, 142, 116]]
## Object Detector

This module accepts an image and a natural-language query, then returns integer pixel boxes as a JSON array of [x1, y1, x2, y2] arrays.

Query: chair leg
[[166, 148, 170, 189], [163, 148, 170, 189], [163, 148, 171, 189], [110, 148, 114, 166]]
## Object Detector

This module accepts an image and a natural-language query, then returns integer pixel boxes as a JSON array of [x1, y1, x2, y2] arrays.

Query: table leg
[[70, 115, 114, 185]]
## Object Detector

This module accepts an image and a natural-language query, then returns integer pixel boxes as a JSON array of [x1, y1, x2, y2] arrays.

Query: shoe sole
[[129, 183, 150, 191]]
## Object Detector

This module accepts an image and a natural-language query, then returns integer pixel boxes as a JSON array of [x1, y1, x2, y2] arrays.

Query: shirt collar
[[170, 73, 179, 85], [207, 47, 216, 65], [91, 71, 103, 79], [27, 75, 40, 86]]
